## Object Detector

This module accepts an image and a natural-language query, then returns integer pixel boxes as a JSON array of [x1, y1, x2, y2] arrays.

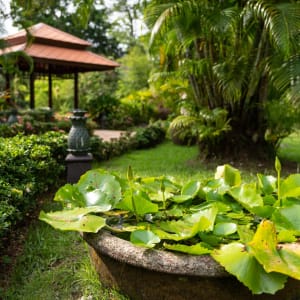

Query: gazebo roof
[[1, 22, 119, 75]]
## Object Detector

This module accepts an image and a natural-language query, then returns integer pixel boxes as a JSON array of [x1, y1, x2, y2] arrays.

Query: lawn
[[2, 138, 299, 299]]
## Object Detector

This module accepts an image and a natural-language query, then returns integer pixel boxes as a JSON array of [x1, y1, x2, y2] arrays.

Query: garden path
[[93, 129, 126, 141]]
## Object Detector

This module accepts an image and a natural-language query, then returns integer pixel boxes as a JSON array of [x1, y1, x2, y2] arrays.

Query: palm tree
[[145, 0, 300, 158]]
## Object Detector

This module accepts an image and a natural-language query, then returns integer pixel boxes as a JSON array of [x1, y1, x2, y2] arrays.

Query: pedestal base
[[65, 153, 93, 183]]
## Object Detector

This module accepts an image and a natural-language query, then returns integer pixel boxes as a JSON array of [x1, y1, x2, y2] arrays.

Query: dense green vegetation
[[2, 141, 215, 300], [1, 1, 300, 297], [42, 159, 300, 294], [0, 132, 67, 245]]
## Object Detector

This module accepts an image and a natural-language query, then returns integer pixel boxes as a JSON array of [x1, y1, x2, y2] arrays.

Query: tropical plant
[[145, 0, 300, 156], [40, 159, 300, 295], [168, 106, 231, 155]]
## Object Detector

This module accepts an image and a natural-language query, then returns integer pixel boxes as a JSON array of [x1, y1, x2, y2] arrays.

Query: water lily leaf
[[181, 180, 201, 197], [281, 174, 300, 198], [272, 204, 300, 231], [212, 242, 287, 294], [215, 164, 241, 187], [248, 220, 300, 280], [213, 222, 237, 236], [130, 230, 160, 248], [158, 205, 218, 239], [277, 230, 297, 243], [39, 207, 106, 232], [263, 195, 276, 206], [237, 225, 255, 243], [117, 189, 159, 215], [171, 195, 193, 203], [150, 227, 183, 241], [77, 169, 122, 208], [229, 183, 263, 211], [54, 184, 85, 208], [257, 174, 277, 195], [149, 190, 174, 202], [251, 206, 274, 218], [198, 232, 224, 247], [164, 242, 212, 255]]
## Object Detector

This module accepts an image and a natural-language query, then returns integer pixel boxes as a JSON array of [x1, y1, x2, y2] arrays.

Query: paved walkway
[[93, 129, 127, 142]]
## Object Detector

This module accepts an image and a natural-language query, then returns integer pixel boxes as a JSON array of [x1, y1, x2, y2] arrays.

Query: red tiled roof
[[1, 22, 119, 74]]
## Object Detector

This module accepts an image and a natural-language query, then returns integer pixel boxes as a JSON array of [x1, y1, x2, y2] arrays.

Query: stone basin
[[83, 231, 300, 300]]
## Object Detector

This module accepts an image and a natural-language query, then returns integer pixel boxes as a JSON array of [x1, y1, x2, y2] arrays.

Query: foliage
[[40, 159, 300, 295], [168, 107, 231, 157], [91, 121, 167, 161], [145, 0, 300, 155], [0, 132, 67, 242], [264, 96, 300, 148], [106, 0, 149, 50], [116, 44, 153, 98], [9, 0, 122, 57]]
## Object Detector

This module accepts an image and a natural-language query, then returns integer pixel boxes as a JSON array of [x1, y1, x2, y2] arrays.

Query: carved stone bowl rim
[[83, 230, 229, 277]]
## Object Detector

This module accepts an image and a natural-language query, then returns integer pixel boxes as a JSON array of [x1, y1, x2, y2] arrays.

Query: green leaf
[[213, 222, 237, 236], [171, 195, 193, 203], [212, 242, 287, 294], [257, 174, 277, 195], [117, 189, 159, 215], [215, 164, 241, 186], [281, 174, 300, 198], [157, 205, 218, 240], [54, 184, 85, 208], [272, 204, 300, 231], [229, 183, 263, 211], [164, 242, 212, 255], [39, 207, 106, 233], [251, 206, 274, 218], [248, 220, 300, 280], [130, 230, 160, 248], [237, 225, 255, 244], [77, 169, 122, 209], [181, 180, 201, 197], [277, 230, 297, 243]]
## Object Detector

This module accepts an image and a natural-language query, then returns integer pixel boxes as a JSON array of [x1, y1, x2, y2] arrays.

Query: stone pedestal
[[66, 153, 93, 183], [65, 109, 93, 183]]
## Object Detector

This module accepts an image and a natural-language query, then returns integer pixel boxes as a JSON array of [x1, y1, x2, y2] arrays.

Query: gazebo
[[0, 22, 119, 109]]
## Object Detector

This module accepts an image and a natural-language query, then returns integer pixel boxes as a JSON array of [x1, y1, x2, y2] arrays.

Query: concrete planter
[[83, 231, 300, 300]]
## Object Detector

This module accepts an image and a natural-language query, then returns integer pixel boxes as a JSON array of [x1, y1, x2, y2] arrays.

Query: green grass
[[93, 141, 214, 182], [2, 200, 128, 300], [3, 138, 300, 299]]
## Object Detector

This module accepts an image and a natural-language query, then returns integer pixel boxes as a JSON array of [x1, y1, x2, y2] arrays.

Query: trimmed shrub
[[0, 132, 67, 242]]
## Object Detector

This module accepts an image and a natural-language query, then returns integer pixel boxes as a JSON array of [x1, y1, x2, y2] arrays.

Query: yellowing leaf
[[212, 242, 286, 294], [248, 220, 300, 280]]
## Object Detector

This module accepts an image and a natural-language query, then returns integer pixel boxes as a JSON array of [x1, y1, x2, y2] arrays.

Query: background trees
[[2, 0, 300, 159], [145, 0, 300, 157]]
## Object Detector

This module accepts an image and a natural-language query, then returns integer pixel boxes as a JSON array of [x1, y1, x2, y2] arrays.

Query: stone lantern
[[65, 109, 93, 183]]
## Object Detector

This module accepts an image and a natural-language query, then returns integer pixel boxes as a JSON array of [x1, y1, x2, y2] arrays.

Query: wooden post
[[30, 72, 35, 109], [48, 66, 53, 108], [74, 71, 78, 109]]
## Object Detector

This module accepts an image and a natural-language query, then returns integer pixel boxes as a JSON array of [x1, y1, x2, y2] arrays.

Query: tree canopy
[[9, 0, 123, 57], [145, 0, 300, 157]]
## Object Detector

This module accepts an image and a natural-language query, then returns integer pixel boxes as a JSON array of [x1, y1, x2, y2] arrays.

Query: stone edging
[[83, 230, 228, 277]]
